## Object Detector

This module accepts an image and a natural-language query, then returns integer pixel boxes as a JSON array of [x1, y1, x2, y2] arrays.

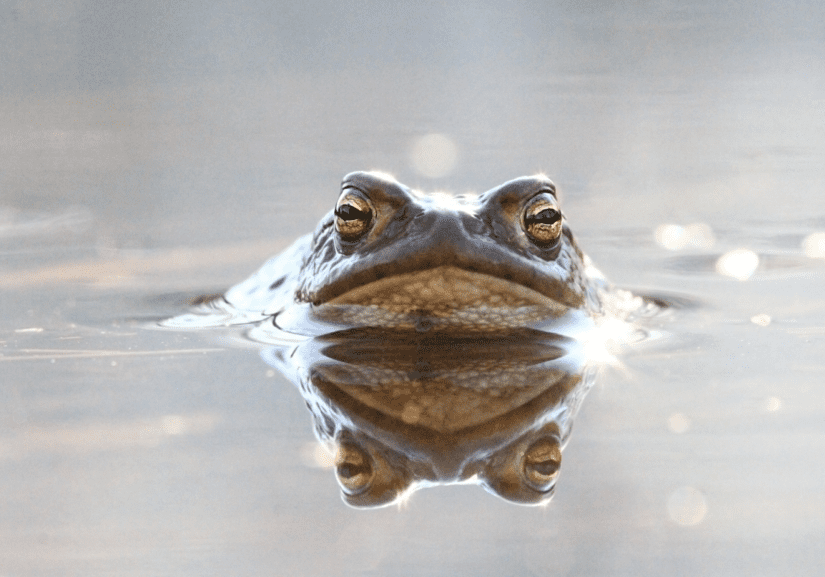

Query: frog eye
[[521, 437, 561, 491], [523, 195, 562, 247], [335, 193, 373, 241], [335, 442, 374, 495]]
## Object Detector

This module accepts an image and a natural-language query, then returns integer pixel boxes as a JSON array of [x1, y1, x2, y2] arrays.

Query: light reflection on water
[[667, 486, 708, 527], [654, 223, 716, 251], [715, 248, 760, 281], [802, 232, 825, 258]]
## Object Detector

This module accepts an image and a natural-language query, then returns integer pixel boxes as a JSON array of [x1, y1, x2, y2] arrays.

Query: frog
[[163, 171, 612, 334]]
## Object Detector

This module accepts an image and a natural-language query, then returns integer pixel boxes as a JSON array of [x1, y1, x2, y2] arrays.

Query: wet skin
[[209, 171, 605, 332]]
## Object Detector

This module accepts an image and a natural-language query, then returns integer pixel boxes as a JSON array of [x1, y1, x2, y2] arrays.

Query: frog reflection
[[263, 327, 597, 507]]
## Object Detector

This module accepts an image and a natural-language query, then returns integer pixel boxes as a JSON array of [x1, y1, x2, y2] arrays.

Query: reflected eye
[[523, 195, 562, 247], [335, 442, 374, 495], [335, 193, 373, 241], [521, 437, 561, 491]]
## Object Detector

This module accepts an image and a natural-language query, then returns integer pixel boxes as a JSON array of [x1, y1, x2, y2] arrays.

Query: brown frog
[[165, 171, 607, 333]]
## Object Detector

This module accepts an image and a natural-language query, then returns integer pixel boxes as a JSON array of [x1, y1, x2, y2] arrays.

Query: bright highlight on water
[[654, 223, 715, 250], [715, 249, 759, 280]]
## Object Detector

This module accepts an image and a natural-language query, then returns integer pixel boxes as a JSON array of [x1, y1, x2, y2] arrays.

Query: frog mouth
[[328, 266, 565, 310], [314, 266, 574, 329]]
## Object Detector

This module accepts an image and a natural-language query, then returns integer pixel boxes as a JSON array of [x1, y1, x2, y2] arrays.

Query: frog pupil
[[339, 461, 371, 479], [526, 459, 560, 477], [527, 208, 560, 225], [336, 204, 370, 221]]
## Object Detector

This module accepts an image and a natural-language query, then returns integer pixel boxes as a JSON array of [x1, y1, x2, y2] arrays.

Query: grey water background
[[2, 1, 825, 575]]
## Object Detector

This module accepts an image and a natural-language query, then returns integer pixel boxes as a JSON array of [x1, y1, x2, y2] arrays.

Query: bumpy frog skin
[[167, 171, 607, 332]]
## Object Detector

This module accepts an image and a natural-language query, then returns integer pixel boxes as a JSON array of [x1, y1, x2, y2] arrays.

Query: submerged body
[[165, 171, 611, 333]]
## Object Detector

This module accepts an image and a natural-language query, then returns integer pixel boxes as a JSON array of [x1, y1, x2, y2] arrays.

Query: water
[[3, 1, 825, 575]]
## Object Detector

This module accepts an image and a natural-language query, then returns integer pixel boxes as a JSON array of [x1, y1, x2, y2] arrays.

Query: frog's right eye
[[335, 193, 373, 241]]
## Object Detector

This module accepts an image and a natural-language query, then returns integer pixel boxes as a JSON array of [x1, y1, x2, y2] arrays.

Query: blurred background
[[1, 1, 824, 575]]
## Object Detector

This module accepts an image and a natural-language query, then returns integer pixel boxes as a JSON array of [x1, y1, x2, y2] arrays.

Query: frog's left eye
[[335, 442, 374, 496], [335, 193, 373, 241], [523, 195, 562, 247]]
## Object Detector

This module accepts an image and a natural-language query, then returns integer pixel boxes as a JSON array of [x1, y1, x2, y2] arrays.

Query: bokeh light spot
[[716, 249, 759, 280], [654, 223, 715, 250], [802, 232, 825, 258], [410, 133, 458, 178], [300, 442, 336, 468], [764, 396, 782, 412], [667, 486, 708, 526], [750, 313, 771, 327], [668, 413, 691, 434]]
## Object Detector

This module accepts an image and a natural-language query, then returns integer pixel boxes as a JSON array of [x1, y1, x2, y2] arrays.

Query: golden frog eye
[[521, 437, 562, 491], [334, 193, 373, 241], [523, 195, 563, 247]]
